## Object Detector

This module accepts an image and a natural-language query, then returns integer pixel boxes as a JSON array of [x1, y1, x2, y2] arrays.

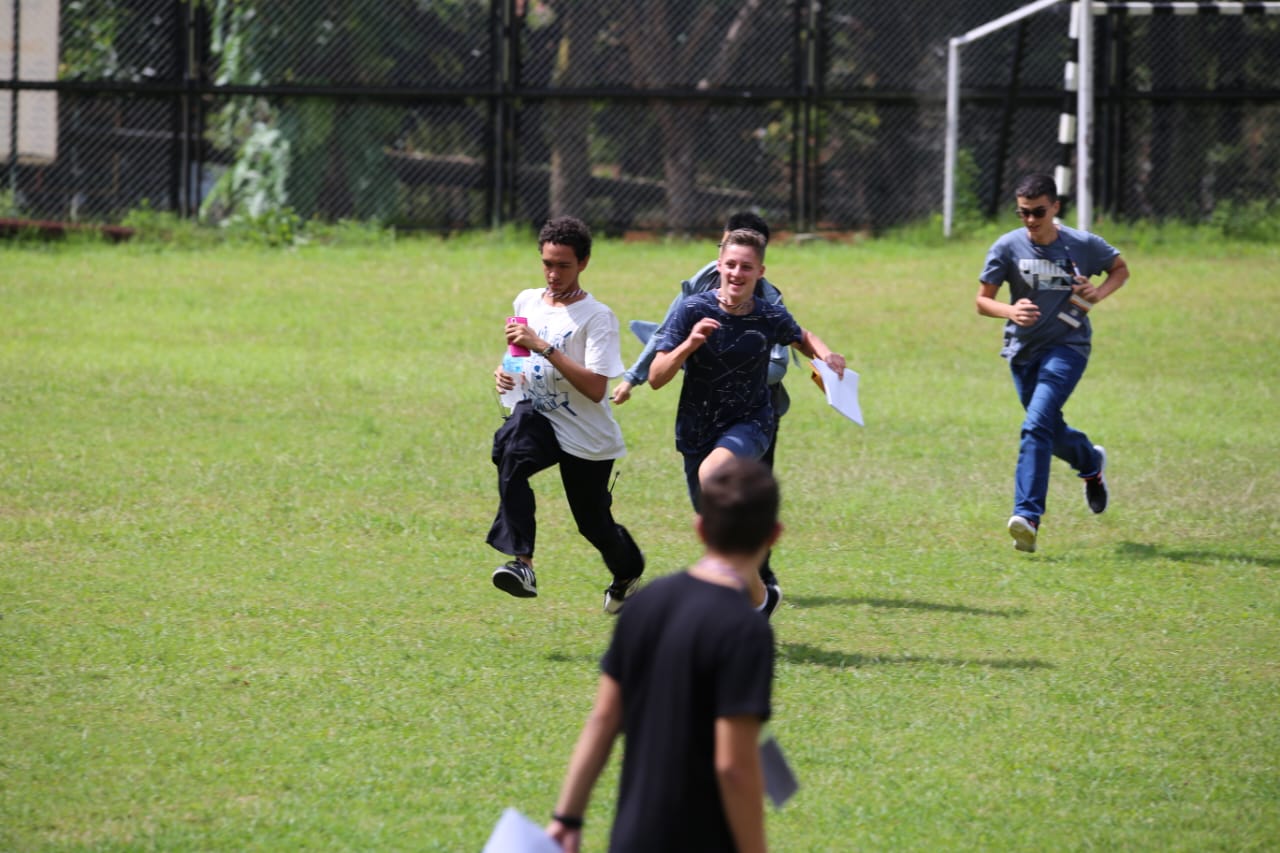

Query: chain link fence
[[3, 0, 1278, 235]]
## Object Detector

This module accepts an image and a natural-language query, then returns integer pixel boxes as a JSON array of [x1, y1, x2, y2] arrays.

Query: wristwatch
[[538, 343, 557, 358]]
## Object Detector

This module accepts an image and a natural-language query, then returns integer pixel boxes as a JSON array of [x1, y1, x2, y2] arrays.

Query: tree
[[204, 0, 490, 224], [613, 0, 770, 231], [533, 0, 786, 231], [536, 4, 595, 219]]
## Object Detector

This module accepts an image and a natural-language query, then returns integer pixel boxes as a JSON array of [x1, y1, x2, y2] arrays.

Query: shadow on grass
[[546, 651, 599, 665], [549, 645, 1053, 671], [1117, 541, 1280, 568], [780, 641, 1053, 670], [786, 595, 1027, 618]]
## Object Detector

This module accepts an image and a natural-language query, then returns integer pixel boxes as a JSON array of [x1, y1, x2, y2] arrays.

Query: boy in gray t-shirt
[[976, 174, 1130, 553]]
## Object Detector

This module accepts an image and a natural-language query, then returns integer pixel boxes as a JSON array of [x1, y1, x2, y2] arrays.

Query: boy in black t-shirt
[[547, 457, 780, 853]]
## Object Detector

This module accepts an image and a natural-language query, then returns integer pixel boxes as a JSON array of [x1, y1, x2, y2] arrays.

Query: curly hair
[[538, 216, 592, 261]]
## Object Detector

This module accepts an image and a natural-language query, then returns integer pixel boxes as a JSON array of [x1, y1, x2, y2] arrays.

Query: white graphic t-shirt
[[511, 289, 627, 461]]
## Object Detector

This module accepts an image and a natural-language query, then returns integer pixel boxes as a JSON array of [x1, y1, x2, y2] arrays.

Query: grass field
[[1, 228, 1277, 851]]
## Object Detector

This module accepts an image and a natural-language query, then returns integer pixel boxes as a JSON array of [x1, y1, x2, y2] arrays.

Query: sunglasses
[[1016, 205, 1050, 220]]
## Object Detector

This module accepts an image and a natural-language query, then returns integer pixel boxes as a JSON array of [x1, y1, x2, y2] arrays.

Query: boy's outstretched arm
[[547, 675, 623, 851]]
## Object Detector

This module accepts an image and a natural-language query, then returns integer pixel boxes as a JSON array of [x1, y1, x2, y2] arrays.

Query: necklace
[[715, 291, 752, 315], [546, 286, 585, 304], [692, 557, 746, 591]]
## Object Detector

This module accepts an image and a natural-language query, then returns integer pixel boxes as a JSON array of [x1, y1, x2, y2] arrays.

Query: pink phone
[[507, 316, 530, 356]]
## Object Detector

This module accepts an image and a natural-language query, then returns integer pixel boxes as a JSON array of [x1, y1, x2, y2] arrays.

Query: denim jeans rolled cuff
[[1009, 346, 1096, 522]]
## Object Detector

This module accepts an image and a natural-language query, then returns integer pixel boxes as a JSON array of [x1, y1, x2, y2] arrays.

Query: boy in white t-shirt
[[489, 216, 645, 613]]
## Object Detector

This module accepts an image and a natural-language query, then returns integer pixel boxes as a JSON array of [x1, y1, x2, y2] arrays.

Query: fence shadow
[[1116, 541, 1280, 569], [780, 641, 1053, 670], [786, 595, 1027, 619]]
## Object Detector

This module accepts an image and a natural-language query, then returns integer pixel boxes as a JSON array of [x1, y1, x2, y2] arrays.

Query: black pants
[[487, 401, 644, 582]]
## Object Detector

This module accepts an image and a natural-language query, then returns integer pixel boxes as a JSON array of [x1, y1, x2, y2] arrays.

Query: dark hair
[[725, 211, 770, 244], [538, 216, 592, 261], [699, 457, 780, 554], [720, 227, 767, 262], [1014, 174, 1058, 202]]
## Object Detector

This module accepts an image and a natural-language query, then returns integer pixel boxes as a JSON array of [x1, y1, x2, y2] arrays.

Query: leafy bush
[[219, 206, 302, 247], [1210, 197, 1280, 243], [0, 188, 18, 218], [121, 201, 222, 247]]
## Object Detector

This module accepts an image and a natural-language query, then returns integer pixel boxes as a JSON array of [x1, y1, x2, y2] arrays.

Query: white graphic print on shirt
[[1017, 258, 1073, 291]]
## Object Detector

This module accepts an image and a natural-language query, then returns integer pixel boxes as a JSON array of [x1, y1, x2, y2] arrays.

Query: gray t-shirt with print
[[980, 224, 1120, 364]]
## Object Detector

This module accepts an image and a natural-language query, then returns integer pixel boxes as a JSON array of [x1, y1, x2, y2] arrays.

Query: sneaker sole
[[1008, 519, 1038, 553], [492, 570, 537, 598]]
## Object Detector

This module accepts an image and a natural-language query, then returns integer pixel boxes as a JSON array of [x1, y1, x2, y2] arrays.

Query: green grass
[[1, 230, 1277, 851]]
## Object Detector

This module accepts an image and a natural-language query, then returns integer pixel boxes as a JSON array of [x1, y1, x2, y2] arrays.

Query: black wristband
[[552, 813, 584, 830]]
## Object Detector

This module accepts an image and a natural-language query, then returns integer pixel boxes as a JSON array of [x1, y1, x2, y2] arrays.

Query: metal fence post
[[489, 0, 519, 230], [803, 0, 822, 233], [8, 0, 18, 202], [170, 0, 185, 217]]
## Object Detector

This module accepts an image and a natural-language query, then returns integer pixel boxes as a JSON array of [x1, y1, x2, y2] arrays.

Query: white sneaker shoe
[[1008, 515, 1038, 553], [603, 575, 641, 614]]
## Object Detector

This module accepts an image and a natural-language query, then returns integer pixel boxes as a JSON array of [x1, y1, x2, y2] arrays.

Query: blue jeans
[[1009, 346, 1100, 524]]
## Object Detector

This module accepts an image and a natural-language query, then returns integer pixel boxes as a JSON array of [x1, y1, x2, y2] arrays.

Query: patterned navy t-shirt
[[655, 290, 803, 455]]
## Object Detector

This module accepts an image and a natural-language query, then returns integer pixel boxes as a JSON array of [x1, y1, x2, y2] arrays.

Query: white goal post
[[943, 0, 1280, 237], [944, 0, 1068, 238], [1, 0, 60, 165]]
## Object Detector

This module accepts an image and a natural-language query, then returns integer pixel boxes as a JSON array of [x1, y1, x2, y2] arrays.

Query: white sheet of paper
[[483, 808, 560, 853], [811, 360, 863, 426]]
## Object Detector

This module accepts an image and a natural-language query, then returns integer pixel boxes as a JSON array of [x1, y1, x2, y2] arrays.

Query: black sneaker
[[762, 583, 783, 619], [1083, 445, 1108, 514], [492, 559, 537, 598], [603, 576, 641, 614], [759, 559, 779, 589]]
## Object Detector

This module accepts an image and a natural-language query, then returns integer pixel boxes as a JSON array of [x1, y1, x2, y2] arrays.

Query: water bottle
[[499, 353, 526, 409]]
